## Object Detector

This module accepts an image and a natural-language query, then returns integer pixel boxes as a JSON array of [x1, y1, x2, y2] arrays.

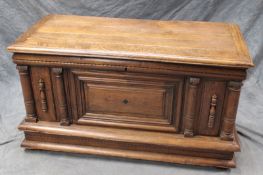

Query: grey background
[[0, 0, 263, 174]]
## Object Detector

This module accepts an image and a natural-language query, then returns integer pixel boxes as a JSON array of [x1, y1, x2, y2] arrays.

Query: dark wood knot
[[122, 99, 128, 104]]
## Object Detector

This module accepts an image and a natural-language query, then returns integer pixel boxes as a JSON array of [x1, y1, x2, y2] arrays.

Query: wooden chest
[[8, 15, 253, 168]]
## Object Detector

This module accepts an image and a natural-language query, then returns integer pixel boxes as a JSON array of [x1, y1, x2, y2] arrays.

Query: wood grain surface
[[8, 14, 253, 68], [19, 121, 240, 168]]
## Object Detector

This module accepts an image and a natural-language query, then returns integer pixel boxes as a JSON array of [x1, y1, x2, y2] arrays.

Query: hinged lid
[[8, 14, 253, 68]]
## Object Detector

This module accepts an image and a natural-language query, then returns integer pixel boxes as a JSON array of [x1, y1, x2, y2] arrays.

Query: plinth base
[[19, 121, 240, 168]]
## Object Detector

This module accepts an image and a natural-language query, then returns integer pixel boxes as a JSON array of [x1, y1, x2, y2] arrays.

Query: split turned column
[[184, 77, 200, 137], [17, 65, 37, 122], [220, 81, 242, 141], [52, 68, 71, 126]]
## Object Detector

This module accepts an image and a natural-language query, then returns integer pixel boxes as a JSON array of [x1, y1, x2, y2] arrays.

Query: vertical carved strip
[[38, 79, 48, 112], [184, 77, 200, 137], [208, 94, 217, 128], [220, 81, 242, 141], [52, 68, 70, 126], [17, 65, 37, 122]]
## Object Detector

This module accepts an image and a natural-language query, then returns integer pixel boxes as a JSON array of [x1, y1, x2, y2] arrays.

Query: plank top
[[8, 14, 253, 68]]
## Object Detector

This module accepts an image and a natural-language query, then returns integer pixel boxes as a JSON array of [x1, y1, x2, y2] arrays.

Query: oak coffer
[[8, 15, 253, 168]]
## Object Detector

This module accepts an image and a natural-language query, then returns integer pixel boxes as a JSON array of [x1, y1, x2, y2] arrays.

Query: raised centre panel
[[68, 69, 184, 132]]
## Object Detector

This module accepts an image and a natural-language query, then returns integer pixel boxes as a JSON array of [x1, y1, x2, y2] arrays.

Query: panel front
[[68, 69, 184, 132]]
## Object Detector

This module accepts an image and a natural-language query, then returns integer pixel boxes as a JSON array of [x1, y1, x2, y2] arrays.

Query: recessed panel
[[86, 84, 165, 118], [69, 70, 184, 132], [197, 80, 226, 136], [30, 67, 56, 121]]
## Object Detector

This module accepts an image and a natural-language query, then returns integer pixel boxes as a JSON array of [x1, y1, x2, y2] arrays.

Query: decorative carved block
[[38, 79, 48, 112], [184, 77, 200, 137], [208, 94, 217, 128], [220, 81, 242, 141], [52, 68, 71, 126], [17, 65, 37, 122]]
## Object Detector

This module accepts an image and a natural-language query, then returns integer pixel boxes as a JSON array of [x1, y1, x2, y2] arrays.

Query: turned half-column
[[17, 65, 37, 122], [184, 77, 200, 137], [220, 81, 242, 141], [52, 68, 71, 126]]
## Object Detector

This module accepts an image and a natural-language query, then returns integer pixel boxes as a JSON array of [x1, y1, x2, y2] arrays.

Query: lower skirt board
[[19, 121, 240, 168]]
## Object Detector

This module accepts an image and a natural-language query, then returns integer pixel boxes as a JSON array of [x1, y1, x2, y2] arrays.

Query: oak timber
[[8, 15, 253, 68], [20, 121, 239, 168], [8, 14, 253, 168]]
